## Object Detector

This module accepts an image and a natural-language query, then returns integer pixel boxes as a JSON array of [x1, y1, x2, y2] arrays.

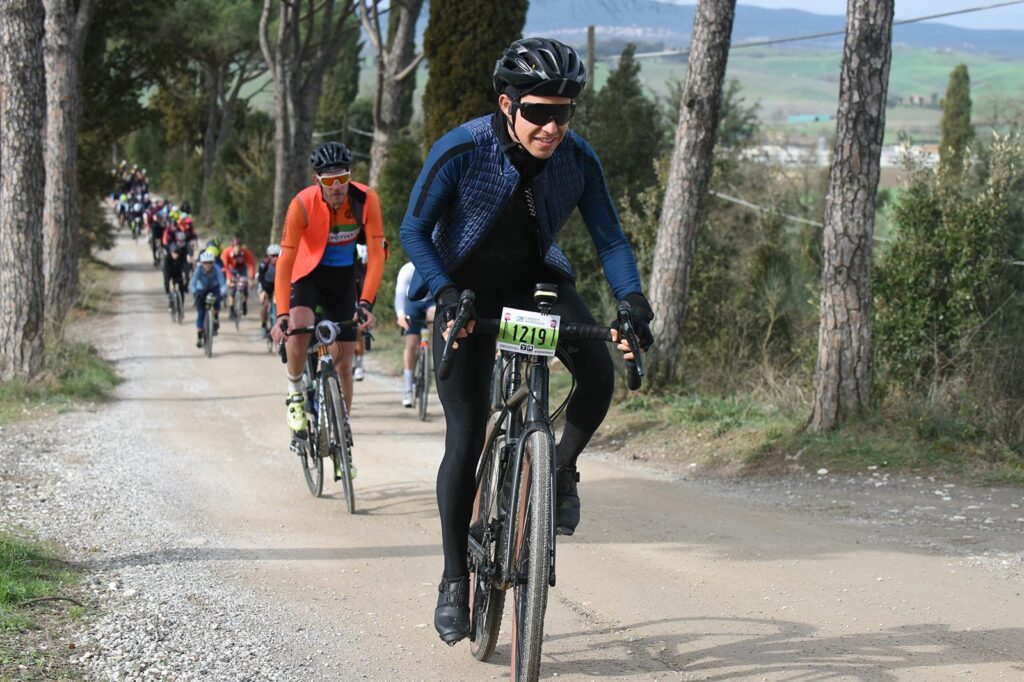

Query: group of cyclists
[[125, 37, 657, 664]]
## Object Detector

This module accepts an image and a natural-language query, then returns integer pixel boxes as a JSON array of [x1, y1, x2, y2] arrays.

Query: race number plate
[[497, 307, 560, 357]]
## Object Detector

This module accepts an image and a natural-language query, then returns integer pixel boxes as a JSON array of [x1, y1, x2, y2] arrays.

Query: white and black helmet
[[310, 142, 352, 173], [493, 37, 587, 99], [266, 244, 281, 256]]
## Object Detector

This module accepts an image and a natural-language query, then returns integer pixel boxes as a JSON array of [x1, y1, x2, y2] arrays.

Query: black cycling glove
[[435, 285, 461, 326], [620, 291, 654, 351]]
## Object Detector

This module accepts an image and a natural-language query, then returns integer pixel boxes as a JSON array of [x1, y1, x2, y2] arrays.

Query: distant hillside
[[525, 0, 1024, 60]]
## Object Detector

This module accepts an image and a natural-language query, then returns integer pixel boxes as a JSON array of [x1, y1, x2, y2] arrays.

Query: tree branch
[[394, 52, 424, 82]]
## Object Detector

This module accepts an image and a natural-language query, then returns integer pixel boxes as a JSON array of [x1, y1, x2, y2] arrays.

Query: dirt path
[[9, 232, 1024, 681]]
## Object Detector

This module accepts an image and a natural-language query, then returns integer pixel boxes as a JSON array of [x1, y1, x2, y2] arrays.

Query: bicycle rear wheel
[[203, 307, 213, 358], [469, 412, 506, 662], [321, 371, 355, 514], [510, 430, 553, 682], [416, 345, 431, 421]]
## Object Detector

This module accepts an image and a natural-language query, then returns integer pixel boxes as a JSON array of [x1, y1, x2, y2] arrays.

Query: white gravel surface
[[1, 405, 364, 681]]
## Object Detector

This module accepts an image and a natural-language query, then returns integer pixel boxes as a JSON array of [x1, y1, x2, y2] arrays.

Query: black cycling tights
[[432, 282, 614, 579]]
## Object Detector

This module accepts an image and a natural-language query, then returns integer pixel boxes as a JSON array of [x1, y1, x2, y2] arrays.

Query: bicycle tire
[[232, 292, 241, 331], [322, 371, 355, 514], [417, 346, 430, 421], [302, 385, 325, 497], [203, 306, 214, 358], [469, 412, 506, 661], [176, 290, 184, 324], [510, 430, 552, 682]]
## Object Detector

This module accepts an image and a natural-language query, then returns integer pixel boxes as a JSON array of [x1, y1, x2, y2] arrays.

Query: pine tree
[[584, 44, 665, 215], [421, 0, 527, 146], [939, 64, 974, 170]]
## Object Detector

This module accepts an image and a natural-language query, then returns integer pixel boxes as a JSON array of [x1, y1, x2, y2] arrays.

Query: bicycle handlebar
[[436, 289, 644, 389]]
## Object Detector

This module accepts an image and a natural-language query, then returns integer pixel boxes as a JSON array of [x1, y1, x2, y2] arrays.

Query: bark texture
[[1, 0, 47, 379], [42, 0, 92, 322], [646, 0, 736, 387], [260, 0, 357, 242], [359, 0, 424, 187], [810, 0, 894, 431]]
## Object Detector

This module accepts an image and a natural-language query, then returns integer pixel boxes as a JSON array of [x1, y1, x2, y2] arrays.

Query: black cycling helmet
[[493, 37, 587, 99], [310, 142, 352, 173]]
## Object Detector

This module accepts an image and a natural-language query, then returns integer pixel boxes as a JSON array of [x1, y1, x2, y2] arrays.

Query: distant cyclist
[[190, 251, 227, 348], [400, 37, 654, 643], [258, 244, 280, 338], [394, 261, 435, 407], [221, 237, 256, 317], [352, 243, 369, 381], [270, 142, 388, 445], [162, 232, 189, 305]]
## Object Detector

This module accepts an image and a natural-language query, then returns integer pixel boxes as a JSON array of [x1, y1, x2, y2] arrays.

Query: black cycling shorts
[[289, 263, 358, 341]]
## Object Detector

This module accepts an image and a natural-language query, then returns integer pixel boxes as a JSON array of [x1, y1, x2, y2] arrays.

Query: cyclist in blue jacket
[[400, 37, 655, 644], [190, 250, 227, 348]]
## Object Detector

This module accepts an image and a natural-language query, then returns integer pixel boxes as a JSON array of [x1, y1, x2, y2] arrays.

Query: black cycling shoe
[[555, 466, 581, 536], [434, 576, 470, 645]]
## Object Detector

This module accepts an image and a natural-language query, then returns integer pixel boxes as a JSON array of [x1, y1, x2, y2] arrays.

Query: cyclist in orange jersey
[[270, 142, 388, 448], [222, 237, 256, 317]]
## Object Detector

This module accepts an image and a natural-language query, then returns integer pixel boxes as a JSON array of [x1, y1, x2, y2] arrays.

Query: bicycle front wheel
[[322, 371, 355, 514], [469, 412, 506, 662], [510, 430, 553, 682], [417, 346, 431, 421], [302, 396, 324, 497]]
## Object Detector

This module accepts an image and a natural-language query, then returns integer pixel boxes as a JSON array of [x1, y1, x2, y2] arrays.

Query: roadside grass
[[594, 390, 1024, 483], [0, 534, 78, 631], [0, 533, 84, 680], [0, 257, 120, 426]]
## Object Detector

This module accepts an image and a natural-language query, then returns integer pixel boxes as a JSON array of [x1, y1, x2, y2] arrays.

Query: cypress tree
[[422, 0, 528, 146], [939, 64, 974, 170]]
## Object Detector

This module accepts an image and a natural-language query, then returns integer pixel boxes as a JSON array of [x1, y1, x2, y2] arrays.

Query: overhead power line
[[607, 0, 1024, 61]]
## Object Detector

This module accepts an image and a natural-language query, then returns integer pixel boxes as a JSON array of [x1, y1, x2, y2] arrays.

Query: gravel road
[[2, 231, 1023, 681]]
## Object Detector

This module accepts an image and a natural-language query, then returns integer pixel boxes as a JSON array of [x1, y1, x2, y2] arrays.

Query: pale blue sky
[[663, 1, 1024, 30]]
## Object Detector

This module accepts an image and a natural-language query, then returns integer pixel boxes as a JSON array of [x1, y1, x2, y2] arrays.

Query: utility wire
[[608, 0, 1024, 61], [709, 189, 823, 227]]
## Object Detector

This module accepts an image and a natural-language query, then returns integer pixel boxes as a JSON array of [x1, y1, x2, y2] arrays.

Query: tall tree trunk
[[261, 0, 356, 242], [1, 0, 47, 379], [646, 0, 736, 388], [42, 0, 91, 323], [362, 0, 424, 187], [200, 64, 225, 220], [810, 0, 894, 431]]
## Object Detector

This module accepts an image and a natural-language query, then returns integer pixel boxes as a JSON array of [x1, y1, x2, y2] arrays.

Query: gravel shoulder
[[2, 232, 1024, 681]]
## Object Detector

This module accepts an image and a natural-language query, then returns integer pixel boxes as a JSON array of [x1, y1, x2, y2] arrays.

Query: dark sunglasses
[[515, 100, 575, 126]]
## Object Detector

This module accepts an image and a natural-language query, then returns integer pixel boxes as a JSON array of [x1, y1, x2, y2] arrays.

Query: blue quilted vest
[[432, 116, 581, 279]]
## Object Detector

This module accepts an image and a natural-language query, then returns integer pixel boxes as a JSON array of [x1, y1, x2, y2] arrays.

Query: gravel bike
[[169, 278, 185, 325], [405, 316, 433, 421], [439, 284, 644, 682], [201, 293, 216, 358], [281, 319, 358, 513], [265, 298, 277, 353], [229, 274, 248, 330]]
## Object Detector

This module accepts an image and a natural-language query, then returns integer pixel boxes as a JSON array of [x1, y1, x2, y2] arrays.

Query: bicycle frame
[[472, 350, 559, 590]]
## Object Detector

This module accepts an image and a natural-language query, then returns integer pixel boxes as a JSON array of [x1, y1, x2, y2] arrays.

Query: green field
[[632, 46, 1024, 142], [246, 44, 1024, 146]]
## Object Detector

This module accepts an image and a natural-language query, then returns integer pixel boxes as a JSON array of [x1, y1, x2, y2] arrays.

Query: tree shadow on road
[[535, 616, 1024, 680], [92, 542, 442, 570]]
